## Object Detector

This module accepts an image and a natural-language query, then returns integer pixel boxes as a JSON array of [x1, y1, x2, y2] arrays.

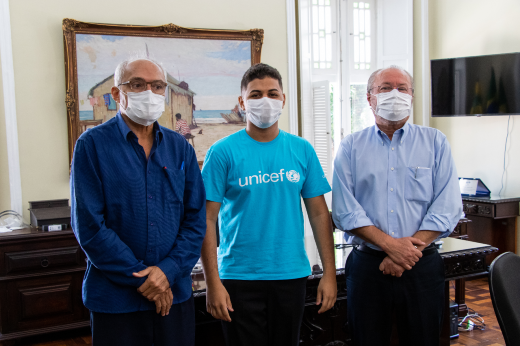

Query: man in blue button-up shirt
[[71, 56, 206, 346], [332, 66, 462, 346]]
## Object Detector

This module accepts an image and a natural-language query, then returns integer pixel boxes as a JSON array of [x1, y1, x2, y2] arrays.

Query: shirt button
[[392, 147, 395, 151], [150, 222, 154, 226], [391, 167, 394, 171], [149, 195, 153, 199], [390, 188, 394, 192], [148, 170, 151, 174], [392, 232, 395, 235], [391, 210, 394, 213]]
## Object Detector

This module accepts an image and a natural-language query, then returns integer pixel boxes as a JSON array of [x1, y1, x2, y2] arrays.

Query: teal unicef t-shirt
[[201, 129, 331, 280]]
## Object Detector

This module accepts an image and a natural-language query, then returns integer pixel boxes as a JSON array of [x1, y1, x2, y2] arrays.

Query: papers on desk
[[460, 179, 478, 195], [459, 178, 491, 197], [0, 227, 12, 233]]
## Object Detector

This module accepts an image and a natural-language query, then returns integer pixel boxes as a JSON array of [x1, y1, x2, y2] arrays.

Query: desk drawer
[[5, 246, 83, 275], [462, 202, 494, 218], [1, 272, 87, 333]]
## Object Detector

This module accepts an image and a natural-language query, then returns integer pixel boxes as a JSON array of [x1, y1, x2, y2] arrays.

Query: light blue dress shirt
[[332, 123, 462, 250]]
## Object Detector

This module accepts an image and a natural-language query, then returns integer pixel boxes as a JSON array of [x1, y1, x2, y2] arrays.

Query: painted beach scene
[[76, 34, 250, 162]]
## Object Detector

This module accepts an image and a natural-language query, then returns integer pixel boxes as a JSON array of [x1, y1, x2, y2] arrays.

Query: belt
[[356, 243, 437, 258]]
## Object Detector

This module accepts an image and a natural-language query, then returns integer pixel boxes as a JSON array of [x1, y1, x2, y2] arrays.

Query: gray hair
[[114, 52, 167, 86], [366, 65, 414, 93]]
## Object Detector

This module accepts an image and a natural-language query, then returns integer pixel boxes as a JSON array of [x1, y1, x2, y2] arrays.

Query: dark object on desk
[[462, 195, 519, 265], [28, 199, 71, 228], [41, 224, 68, 232], [489, 252, 520, 346]]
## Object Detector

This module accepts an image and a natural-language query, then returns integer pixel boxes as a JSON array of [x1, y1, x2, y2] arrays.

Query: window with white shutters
[[312, 81, 332, 182], [311, 0, 337, 73], [352, 1, 373, 71]]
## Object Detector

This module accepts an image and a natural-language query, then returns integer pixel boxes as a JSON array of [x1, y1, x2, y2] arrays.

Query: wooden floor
[[450, 278, 505, 346], [5, 278, 505, 346]]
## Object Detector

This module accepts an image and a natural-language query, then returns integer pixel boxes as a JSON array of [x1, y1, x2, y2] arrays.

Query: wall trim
[[0, 0, 23, 215], [421, 0, 430, 127], [286, 0, 299, 135]]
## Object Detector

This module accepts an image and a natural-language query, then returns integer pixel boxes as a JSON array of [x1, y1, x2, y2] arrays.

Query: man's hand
[[133, 266, 170, 301], [382, 237, 425, 270], [153, 288, 173, 316], [379, 256, 406, 277], [206, 281, 234, 322], [317, 273, 337, 314]]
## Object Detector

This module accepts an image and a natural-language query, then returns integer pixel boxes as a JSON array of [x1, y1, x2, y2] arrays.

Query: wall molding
[[286, 0, 299, 135], [0, 0, 23, 214], [421, 0, 430, 127]]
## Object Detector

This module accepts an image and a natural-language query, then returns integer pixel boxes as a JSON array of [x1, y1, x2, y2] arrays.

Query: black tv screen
[[431, 52, 520, 117]]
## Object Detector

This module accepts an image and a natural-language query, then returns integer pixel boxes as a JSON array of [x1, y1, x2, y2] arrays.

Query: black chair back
[[489, 252, 520, 345]]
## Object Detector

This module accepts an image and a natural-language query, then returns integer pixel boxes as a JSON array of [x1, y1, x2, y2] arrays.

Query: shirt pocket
[[405, 166, 433, 203], [164, 169, 185, 202]]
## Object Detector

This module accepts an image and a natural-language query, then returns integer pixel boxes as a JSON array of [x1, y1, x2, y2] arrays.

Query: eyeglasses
[[369, 85, 414, 95], [119, 78, 168, 95]]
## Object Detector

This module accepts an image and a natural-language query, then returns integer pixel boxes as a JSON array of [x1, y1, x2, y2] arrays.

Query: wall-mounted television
[[431, 52, 520, 117]]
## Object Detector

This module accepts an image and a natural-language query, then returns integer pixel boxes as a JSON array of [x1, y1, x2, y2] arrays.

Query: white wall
[[0, 0, 290, 220], [428, 0, 520, 253]]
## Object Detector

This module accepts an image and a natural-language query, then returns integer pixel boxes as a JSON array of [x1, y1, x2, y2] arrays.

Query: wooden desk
[[0, 229, 497, 346], [462, 196, 519, 264], [0, 228, 89, 345], [193, 237, 498, 346], [438, 238, 498, 345]]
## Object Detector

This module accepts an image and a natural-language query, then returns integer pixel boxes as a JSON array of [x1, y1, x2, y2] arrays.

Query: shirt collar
[[116, 111, 163, 145], [374, 121, 410, 144]]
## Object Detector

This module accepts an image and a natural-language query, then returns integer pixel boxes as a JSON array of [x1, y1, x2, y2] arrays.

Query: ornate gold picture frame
[[63, 19, 264, 167]]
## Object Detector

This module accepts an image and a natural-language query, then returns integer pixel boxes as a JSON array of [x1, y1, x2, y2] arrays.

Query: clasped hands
[[133, 266, 172, 316], [379, 237, 425, 278]]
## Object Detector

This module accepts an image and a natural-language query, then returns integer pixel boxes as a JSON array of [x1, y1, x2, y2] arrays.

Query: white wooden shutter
[[312, 80, 332, 183]]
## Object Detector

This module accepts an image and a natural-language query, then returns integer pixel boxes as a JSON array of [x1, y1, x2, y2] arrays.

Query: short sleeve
[[301, 142, 332, 199], [201, 145, 228, 203]]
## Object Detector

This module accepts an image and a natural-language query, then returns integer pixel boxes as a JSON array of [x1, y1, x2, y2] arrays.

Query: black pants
[[346, 247, 445, 346], [90, 295, 195, 346], [221, 277, 308, 346]]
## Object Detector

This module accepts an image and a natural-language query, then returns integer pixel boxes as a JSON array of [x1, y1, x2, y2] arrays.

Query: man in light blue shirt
[[332, 66, 462, 346]]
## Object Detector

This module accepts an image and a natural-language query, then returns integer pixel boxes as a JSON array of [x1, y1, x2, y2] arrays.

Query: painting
[[63, 19, 263, 166]]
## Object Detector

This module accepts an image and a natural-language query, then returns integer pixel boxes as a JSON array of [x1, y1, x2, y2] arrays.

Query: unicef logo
[[286, 170, 300, 183]]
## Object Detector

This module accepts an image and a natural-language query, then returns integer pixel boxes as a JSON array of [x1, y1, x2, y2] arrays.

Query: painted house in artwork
[[85, 73, 196, 133]]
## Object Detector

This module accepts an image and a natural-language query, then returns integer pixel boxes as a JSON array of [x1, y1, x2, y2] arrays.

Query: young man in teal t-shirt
[[201, 63, 337, 346]]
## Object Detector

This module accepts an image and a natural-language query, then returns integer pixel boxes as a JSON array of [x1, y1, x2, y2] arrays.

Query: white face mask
[[246, 97, 283, 129], [120, 90, 165, 126], [373, 89, 413, 122]]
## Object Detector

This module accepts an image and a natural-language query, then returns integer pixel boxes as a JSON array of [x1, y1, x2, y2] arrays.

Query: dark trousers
[[346, 247, 445, 346], [90, 295, 195, 346], [221, 277, 308, 346]]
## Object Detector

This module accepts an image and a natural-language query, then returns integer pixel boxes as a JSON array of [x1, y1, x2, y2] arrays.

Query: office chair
[[489, 252, 520, 345]]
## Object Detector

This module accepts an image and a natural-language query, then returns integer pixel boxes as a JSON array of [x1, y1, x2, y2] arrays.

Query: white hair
[[114, 52, 167, 86], [367, 65, 414, 93]]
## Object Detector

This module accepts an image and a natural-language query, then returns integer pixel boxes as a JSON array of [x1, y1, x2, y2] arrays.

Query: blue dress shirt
[[70, 112, 206, 313], [332, 123, 462, 249]]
